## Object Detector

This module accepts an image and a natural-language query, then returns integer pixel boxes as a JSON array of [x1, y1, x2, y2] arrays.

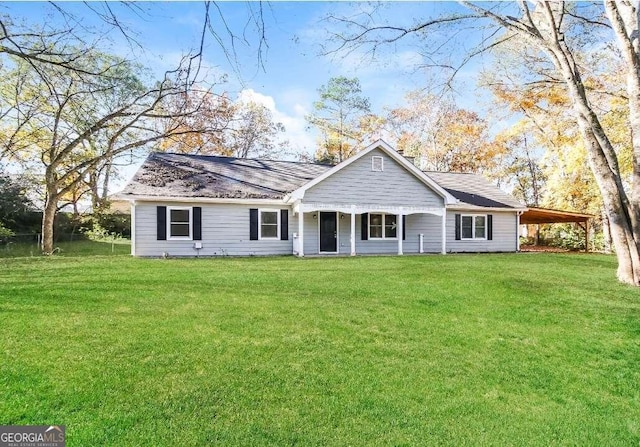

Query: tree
[[306, 76, 371, 164], [386, 90, 506, 174], [0, 171, 33, 234], [327, 1, 640, 286], [0, 48, 220, 254], [159, 94, 287, 159], [225, 100, 287, 159], [1, 3, 270, 253], [158, 91, 234, 156], [493, 126, 546, 207]]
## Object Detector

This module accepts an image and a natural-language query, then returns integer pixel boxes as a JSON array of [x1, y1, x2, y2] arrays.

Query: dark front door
[[319, 212, 338, 253]]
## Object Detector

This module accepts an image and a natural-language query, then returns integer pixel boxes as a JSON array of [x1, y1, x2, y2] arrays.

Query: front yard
[[0, 253, 638, 445]]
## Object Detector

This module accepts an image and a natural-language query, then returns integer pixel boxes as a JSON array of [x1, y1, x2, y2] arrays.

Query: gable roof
[[425, 171, 526, 210], [119, 152, 331, 200], [119, 144, 524, 211], [286, 140, 458, 205]]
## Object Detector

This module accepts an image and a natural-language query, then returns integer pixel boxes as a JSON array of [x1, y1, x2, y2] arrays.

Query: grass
[[0, 252, 639, 445], [0, 239, 131, 258]]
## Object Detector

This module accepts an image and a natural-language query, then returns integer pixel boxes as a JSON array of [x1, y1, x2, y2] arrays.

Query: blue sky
[[4, 1, 501, 188]]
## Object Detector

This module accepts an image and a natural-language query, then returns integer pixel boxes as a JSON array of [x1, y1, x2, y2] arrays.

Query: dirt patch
[[520, 245, 572, 253]]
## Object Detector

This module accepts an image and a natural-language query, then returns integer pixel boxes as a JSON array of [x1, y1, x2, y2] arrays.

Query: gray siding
[[304, 149, 444, 208], [133, 206, 518, 257], [446, 210, 518, 253], [134, 202, 296, 257]]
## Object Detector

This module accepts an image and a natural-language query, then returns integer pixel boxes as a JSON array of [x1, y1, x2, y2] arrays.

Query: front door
[[319, 212, 338, 253]]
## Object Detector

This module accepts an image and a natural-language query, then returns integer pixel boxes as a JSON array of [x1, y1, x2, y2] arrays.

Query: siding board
[[135, 203, 296, 257], [135, 204, 518, 256], [446, 210, 517, 252], [304, 148, 444, 208]]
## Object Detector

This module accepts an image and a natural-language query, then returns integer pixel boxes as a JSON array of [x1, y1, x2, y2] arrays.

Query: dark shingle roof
[[425, 171, 524, 209], [120, 152, 524, 210], [119, 152, 331, 199]]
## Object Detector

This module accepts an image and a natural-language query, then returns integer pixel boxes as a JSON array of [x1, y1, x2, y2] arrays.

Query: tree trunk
[[602, 210, 612, 254], [90, 171, 99, 211], [604, 0, 640, 235], [97, 160, 112, 212], [41, 193, 57, 255], [542, 23, 640, 285], [580, 125, 640, 284]]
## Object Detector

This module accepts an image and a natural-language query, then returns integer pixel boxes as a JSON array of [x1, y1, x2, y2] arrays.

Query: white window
[[371, 156, 384, 172], [369, 213, 397, 239], [259, 210, 280, 239], [168, 207, 192, 239], [461, 214, 486, 240]]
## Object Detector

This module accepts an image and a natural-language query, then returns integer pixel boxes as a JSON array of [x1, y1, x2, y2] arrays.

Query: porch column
[[350, 211, 356, 256], [441, 209, 447, 254], [398, 213, 403, 255], [298, 210, 304, 257]]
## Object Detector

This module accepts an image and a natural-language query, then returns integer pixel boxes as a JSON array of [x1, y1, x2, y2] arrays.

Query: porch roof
[[293, 201, 445, 216]]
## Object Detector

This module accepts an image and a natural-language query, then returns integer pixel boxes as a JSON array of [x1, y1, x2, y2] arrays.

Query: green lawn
[[0, 253, 639, 446], [0, 239, 131, 258]]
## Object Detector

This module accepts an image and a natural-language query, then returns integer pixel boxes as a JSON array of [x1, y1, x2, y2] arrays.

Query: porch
[[291, 202, 447, 257]]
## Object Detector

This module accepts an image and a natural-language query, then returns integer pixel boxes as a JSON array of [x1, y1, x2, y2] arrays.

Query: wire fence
[[0, 233, 131, 257]]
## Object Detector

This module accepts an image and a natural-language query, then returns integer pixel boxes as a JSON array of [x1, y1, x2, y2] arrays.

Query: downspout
[[131, 200, 137, 257], [516, 211, 524, 252]]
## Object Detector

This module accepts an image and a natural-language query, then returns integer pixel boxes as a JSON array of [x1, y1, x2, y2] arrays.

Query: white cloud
[[236, 88, 317, 159]]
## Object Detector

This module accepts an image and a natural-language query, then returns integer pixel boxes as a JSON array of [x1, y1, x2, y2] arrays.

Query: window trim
[[461, 214, 487, 240], [371, 156, 384, 172], [258, 209, 281, 240], [167, 206, 192, 240], [368, 213, 398, 240]]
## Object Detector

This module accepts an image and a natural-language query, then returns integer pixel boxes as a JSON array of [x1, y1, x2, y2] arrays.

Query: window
[[461, 215, 473, 239], [369, 213, 397, 239], [461, 214, 486, 240], [474, 216, 486, 239], [371, 156, 384, 172], [385, 214, 397, 238], [168, 207, 191, 239], [370, 213, 383, 238], [259, 210, 279, 239]]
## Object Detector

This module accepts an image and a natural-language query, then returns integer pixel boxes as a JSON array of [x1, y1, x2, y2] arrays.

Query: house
[[118, 140, 527, 257]]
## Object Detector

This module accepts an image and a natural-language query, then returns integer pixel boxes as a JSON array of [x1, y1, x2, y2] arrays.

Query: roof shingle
[[119, 152, 331, 199], [425, 171, 524, 209], [120, 152, 524, 210]]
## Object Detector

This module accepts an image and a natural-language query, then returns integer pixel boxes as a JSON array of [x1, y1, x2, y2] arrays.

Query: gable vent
[[371, 156, 384, 172]]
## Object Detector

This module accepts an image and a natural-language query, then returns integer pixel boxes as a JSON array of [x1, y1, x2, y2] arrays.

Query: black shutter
[[280, 209, 289, 240], [193, 207, 202, 241], [361, 213, 368, 240], [455, 214, 461, 240], [487, 214, 493, 240], [157, 206, 167, 240], [402, 215, 406, 240], [250, 208, 258, 240]]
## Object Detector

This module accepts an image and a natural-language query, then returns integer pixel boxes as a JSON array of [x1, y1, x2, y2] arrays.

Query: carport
[[520, 207, 594, 251]]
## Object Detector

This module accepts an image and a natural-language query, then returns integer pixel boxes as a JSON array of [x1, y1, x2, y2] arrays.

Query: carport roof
[[520, 207, 593, 225]]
